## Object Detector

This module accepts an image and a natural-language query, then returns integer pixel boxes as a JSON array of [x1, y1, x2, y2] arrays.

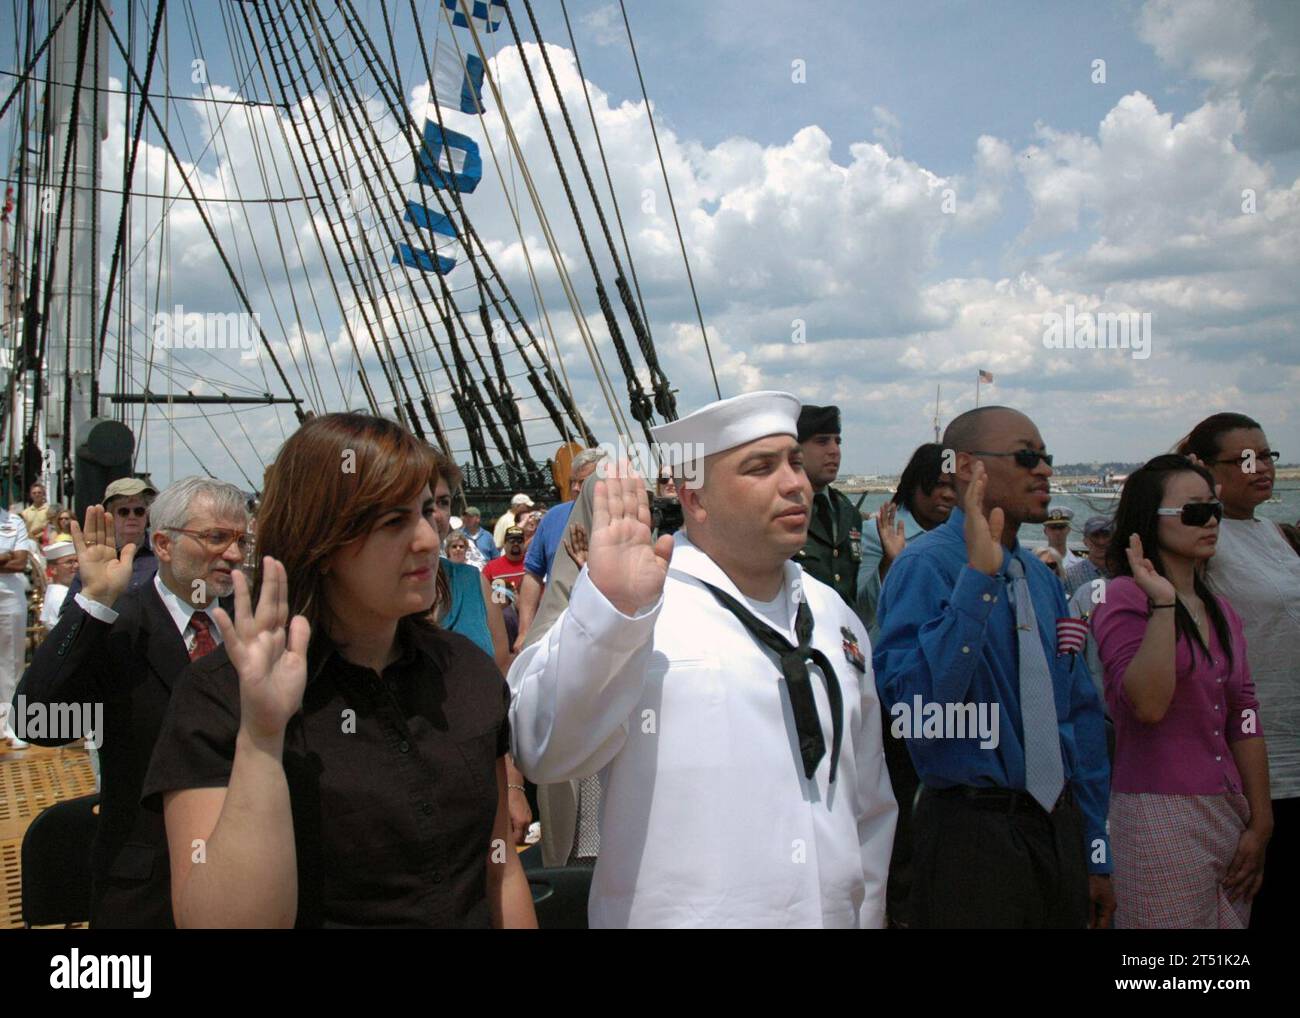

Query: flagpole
[[933, 384, 941, 443], [975, 370, 980, 408]]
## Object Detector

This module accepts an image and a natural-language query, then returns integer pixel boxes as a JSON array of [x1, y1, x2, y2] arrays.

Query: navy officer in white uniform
[[508, 391, 896, 928]]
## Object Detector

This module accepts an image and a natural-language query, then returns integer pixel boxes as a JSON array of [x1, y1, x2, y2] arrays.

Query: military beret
[[797, 404, 841, 443]]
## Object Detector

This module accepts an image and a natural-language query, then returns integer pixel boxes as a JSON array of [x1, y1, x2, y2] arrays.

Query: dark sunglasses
[[114, 506, 148, 518], [970, 449, 1054, 469], [1156, 501, 1223, 527]]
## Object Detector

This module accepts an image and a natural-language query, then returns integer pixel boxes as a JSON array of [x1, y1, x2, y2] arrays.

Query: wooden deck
[[0, 741, 96, 928]]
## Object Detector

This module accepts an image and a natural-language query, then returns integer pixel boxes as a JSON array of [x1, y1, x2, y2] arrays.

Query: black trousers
[[910, 786, 1090, 929], [880, 701, 921, 927], [1249, 795, 1298, 929]]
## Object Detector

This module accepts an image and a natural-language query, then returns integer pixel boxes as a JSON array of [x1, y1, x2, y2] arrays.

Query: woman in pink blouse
[[1093, 454, 1272, 928]]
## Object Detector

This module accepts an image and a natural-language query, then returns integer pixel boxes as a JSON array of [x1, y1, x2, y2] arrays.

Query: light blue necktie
[[1007, 556, 1065, 811]]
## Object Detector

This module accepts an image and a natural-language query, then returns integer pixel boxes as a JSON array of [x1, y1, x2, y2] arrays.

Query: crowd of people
[[1, 399, 1295, 930]]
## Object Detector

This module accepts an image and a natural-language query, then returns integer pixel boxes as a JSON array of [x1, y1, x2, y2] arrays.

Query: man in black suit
[[16, 477, 249, 928]]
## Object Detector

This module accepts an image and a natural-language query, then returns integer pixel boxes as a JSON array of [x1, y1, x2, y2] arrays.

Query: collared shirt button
[[430, 871, 442, 884], [1214, 705, 1220, 711], [1215, 756, 1222, 762], [420, 801, 434, 816], [399, 739, 411, 753], [834, 574, 841, 582], [832, 549, 839, 557], [961, 645, 970, 654], [982, 593, 991, 602]]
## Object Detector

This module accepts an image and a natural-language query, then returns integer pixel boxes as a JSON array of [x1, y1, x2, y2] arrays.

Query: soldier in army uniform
[[795, 404, 862, 608]]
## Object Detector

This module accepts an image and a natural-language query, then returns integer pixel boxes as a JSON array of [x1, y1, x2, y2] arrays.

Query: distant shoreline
[[841, 467, 1300, 495]]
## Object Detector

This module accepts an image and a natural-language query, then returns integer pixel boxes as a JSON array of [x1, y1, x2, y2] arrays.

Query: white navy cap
[[650, 391, 801, 466], [43, 541, 76, 561]]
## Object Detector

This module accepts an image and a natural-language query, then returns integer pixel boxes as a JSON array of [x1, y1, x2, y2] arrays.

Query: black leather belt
[[930, 784, 1073, 817]]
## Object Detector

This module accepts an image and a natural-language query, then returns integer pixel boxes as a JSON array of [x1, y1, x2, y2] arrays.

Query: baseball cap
[[103, 477, 158, 503], [1083, 515, 1114, 536], [464, 506, 482, 517], [510, 493, 534, 508], [504, 526, 525, 540]]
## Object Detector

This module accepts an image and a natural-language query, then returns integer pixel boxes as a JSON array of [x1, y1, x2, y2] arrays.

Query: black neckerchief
[[699, 581, 844, 783]]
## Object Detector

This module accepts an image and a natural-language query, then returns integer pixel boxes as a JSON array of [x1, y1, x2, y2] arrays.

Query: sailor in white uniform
[[0, 508, 31, 747], [508, 391, 896, 928], [39, 540, 78, 627]]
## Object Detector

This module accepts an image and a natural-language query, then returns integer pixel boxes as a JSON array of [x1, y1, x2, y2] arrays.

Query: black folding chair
[[526, 864, 594, 930], [21, 793, 100, 928]]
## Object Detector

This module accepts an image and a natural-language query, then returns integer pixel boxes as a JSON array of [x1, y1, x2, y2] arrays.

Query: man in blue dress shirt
[[874, 406, 1114, 928]]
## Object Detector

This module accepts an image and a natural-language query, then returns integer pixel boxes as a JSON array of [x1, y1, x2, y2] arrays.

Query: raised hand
[[876, 503, 907, 563], [586, 460, 673, 616], [964, 461, 1006, 576], [211, 557, 309, 743], [1124, 534, 1176, 605], [563, 522, 589, 570], [71, 505, 137, 606]]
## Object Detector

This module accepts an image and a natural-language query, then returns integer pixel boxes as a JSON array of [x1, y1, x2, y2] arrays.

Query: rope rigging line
[[618, 0, 720, 400], [14, 0, 68, 487], [88, 0, 309, 424], [333, 0, 573, 469], [182, 0, 333, 412], [521, 0, 674, 423], [31, 0, 95, 484], [500, 0, 656, 446], [290, 0, 496, 456], [226, 0, 383, 417], [374, 0, 596, 453], [558, 0, 651, 354], [214, 0, 342, 415], [240, 0, 409, 425], [349, 0, 597, 449], [93, 0, 168, 411], [441, 0, 636, 453], [0, 69, 290, 108], [377, 3, 535, 467], [0, 0, 81, 126], [373, 0, 509, 462]]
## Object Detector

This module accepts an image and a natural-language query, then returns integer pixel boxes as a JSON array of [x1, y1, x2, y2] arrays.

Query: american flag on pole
[[978, 369, 994, 383]]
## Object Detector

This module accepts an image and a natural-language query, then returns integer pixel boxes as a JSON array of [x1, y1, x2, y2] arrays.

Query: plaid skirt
[[1111, 791, 1252, 929]]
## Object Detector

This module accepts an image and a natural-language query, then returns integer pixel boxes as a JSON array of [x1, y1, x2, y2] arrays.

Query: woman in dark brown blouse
[[144, 413, 536, 927]]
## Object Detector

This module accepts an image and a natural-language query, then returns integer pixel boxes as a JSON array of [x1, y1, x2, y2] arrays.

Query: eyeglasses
[[166, 527, 251, 553], [1156, 501, 1223, 527], [114, 506, 148, 518], [969, 449, 1054, 469], [1209, 450, 1280, 468]]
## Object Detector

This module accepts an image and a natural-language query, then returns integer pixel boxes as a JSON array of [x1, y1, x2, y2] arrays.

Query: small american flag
[[978, 369, 994, 383], [1056, 617, 1089, 655]]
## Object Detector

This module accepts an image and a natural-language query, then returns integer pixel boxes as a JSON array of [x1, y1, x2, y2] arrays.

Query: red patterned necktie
[[189, 610, 217, 661]]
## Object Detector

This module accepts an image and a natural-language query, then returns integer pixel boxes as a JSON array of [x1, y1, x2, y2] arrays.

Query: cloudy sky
[[5, 0, 1298, 484]]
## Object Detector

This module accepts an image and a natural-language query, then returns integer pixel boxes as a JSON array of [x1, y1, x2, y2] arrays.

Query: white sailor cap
[[43, 541, 76, 561], [650, 391, 801, 467]]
